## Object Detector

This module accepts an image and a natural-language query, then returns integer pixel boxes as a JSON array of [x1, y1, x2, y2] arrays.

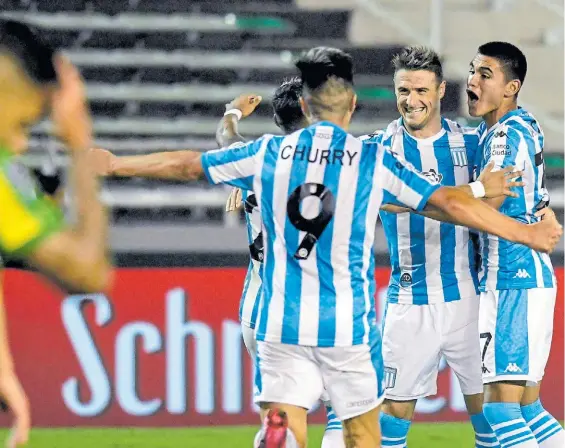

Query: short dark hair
[[272, 77, 304, 133], [392, 46, 443, 82], [477, 41, 527, 85], [295, 46, 353, 91], [294, 47, 354, 116], [0, 19, 56, 84]]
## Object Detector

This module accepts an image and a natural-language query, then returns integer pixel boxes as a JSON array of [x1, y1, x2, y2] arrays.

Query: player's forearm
[[431, 187, 531, 245], [67, 150, 111, 286], [216, 114, 245, 147], [110, 151, 203, 181], [415, 205, 460, 225]]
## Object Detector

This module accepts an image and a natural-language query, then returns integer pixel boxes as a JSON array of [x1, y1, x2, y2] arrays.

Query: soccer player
[[89, 46, 560, 448], [362, 45, 522, 448], [466, 41, 564, 448], [219, 82, 345, 448], [0, 20, 112, 446]]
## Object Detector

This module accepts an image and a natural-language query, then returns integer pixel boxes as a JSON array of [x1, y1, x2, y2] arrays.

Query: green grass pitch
[[0, 423, 476, 447]]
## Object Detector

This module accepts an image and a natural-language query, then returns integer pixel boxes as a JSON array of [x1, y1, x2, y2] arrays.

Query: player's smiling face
[[394, 69, 445, 132], [466, 54, 507, 118]]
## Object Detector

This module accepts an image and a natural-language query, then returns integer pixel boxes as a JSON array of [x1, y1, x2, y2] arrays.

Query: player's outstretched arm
[[91, 148, 205, 181], [216, 93, 262, 147], [22, 57, 112, 294], [427, 187, 562, 253]]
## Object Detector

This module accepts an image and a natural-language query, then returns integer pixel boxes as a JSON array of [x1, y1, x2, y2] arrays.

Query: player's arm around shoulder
[[426, 185, 562, 253]]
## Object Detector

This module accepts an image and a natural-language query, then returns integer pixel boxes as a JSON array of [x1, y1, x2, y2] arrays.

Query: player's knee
[[382, 398, 416, 421], [484, 381, 525, 403], [342, 407, 381, 448], [463, 393, 484, 415]]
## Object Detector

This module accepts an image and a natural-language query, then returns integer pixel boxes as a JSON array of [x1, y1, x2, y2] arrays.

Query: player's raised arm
[[216, 93, 262, 147], [89, 94, 263, 182], [19, 57, 112, 293], [377, 145, 562, 253]]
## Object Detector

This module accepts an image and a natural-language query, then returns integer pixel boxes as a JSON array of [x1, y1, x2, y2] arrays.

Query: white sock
[[321, 428, 345, 448]]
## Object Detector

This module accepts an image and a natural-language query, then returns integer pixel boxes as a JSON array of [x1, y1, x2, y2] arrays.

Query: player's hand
[[51, 55, 93, 152], [478, 161, 524, 198], [88, 148, 116, 176], [225, 94, 262, 119], [528, 208, 563, 253], [0, 370, 30, 447], [226, 188, 243, 212]]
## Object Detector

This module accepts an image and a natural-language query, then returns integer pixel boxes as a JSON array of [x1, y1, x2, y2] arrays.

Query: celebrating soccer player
[[0, 20, 112, 446], [89, 46, 560, 448], [466, 41, 564, 448], [362, 45, 524, 448], [219, 83, 346, 448]]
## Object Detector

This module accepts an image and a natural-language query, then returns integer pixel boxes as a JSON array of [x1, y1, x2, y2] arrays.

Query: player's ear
[[273, 113, 282, 129], [299, 97, 310, 119], [438, 80, 446, 100], [349, 93, 357, 114], [505, 79, 521, 98]]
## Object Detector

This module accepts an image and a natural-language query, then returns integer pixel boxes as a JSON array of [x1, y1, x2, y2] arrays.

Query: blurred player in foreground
[[466, 41, 564, 448], [362, 45, 525, 448], [218, 82, 345, 447], [0, 20, 112, 446], [90, 46, 561, 448]]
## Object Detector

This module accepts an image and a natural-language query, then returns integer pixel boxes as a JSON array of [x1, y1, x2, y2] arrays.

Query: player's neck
[[483, 102, 518, 129], [404, 117, 443, 139], [314, 114, 350, 131]]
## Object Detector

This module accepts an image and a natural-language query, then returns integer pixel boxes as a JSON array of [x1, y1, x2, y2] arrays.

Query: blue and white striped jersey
[[362, 118, 480, 305], [239, 188, 263, 329], [474, 108, 554, 291], [202, 121, 441, 347]]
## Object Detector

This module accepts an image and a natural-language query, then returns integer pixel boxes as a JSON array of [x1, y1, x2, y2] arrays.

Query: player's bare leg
[[519, 382, 565, 447], [256, 403, 306, 448], [341, 405, 381, 448], [463, 393, 501, 448]]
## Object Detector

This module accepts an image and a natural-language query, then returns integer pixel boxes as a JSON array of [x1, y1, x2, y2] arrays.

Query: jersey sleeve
[[0, 162, 65, 259], [376, 145, 441, 211], [201, 136, 270, 190], [482, 125, 523, 172]]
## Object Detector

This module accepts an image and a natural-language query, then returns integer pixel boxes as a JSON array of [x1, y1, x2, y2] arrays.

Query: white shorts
[[479, 287, 556, 384], [254, 339, 385, 421], [382, 296, 483, 400]]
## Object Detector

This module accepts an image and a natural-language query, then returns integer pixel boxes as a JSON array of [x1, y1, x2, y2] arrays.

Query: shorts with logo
[[382, 296, 483, 400], [254, 337, 385, 420], [479, 287, 556, 383]]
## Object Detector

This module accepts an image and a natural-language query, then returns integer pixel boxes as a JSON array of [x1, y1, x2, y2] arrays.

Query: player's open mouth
[[466, 89, 479, 104]]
